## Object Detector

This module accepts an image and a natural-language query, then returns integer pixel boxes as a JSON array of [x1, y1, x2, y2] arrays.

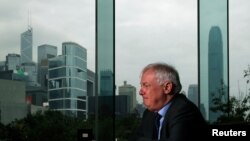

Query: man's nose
[[139, 88, 144, 95]]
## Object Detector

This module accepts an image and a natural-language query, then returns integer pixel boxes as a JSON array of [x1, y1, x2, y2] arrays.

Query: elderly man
[[130, 62, 207, 141]]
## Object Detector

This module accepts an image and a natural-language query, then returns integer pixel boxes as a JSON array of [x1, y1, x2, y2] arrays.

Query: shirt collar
[[158, 102, 172, 117]]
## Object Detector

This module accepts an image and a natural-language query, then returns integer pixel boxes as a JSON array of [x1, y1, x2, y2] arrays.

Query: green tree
[[210, 65, 250, 124], [115, 109, 141, 141], [211, 94, 250, 124], [2, 110, 92, 141]]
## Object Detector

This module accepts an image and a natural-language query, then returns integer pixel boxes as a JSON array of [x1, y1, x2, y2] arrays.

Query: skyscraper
[[21, 27, 32, 63], [48, 42, 87, 118], [118, 81, 137, 112], [199, 1, 228, 123], [37, 44, 57, 88], [208, 26, 225, 122]]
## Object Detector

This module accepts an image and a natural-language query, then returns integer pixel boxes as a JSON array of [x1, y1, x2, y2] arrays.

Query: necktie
[[153, 113, 162, 140]]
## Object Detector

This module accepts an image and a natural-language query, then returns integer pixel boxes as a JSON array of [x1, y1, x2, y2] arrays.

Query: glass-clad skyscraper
[[37, 44, 57, 88], [199, 0, 228, 123], [48, 42, 87, 118], [96, 0, 115, 140], [21, 27, 32, 63], [208, 26, 225, 122]]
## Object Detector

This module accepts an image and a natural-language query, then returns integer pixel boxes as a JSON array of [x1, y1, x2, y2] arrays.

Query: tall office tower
[[100, 70, 113, 96], [5, 54, 21, 71], [37, 44, 57, 88], [21, 27, 33, 63], [187, 84, 198, 107], [48, 42, 87, 118], [118, 81, 137, 112], [208, 26, 225, 122]]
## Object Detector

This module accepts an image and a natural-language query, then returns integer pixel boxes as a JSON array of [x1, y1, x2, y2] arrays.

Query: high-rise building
[[187, 84, 198, 107], [118, 81, 137, 112], [199, 1, 228, 123], [48, 42, 87, 118], [208, 26, 227, 122], [37, 44, 57, 88], [5, 54, 21, 71], [21, 27, 33, 63]]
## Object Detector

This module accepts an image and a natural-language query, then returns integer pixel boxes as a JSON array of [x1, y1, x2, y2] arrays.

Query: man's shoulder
[[172, 93, 190, 105], [169, 93, 201, 114]]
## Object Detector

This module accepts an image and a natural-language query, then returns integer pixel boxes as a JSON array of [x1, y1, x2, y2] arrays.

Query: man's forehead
[[141, 71, 156, 82], [142, 69, 155, 76]]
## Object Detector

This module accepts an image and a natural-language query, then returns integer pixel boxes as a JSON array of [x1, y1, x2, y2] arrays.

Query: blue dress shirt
[[157, 102, 172, 140]]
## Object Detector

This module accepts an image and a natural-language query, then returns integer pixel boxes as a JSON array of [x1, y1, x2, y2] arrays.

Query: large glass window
[[3, 0, 250, 140], [96, 0, 115, 140], [199, 0, 228, 123], [0, 0, 95, 140], [116, 0, 198, 140], [229, 0, 250, 98]]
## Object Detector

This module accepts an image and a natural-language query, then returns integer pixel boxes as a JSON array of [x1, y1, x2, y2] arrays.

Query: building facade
[[87, 69, 95, 97], [118, 81, 137, 112], [0, 79, 28, 125], [100, 70, 113, 96], [37, 44, 57, 88], [0, 61, 5, 71], [208, 26, 227, 122], [21, 27, 33, 64], [48, 42, 87, 118], [5, 53, 21, 71]]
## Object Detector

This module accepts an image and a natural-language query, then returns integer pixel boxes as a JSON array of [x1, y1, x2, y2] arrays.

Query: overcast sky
[[0, 0, 250, 103]]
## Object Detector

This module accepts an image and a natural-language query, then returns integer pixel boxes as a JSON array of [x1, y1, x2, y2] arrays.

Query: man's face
[[139, 69, 166, 111]]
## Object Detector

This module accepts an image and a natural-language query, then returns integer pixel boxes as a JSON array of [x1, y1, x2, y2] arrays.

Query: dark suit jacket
[[130, 93, 208, 141]]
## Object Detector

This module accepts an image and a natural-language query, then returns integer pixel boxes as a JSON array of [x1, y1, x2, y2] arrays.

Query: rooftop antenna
[[28, 9, 32, 30]]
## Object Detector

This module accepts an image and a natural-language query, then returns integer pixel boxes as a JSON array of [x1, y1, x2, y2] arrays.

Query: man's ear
[[163, 82, 173, 94]]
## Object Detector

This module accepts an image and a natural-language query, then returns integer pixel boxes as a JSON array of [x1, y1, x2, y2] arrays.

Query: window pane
[[0, 0, 95, 140], [116, 0, 198, 139], [199, 0, 229, 123], [229, 0, 250, 97], [96, 0, 115, 140]]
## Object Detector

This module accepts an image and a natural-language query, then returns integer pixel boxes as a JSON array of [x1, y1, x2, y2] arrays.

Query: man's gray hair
[[141, 62, 182, 94]]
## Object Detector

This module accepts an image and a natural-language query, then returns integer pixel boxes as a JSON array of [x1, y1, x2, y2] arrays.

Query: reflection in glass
[[96, 0, 115, 140], [199, 0, 228, 123]]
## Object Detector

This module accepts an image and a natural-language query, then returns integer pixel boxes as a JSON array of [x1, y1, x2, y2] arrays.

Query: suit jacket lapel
[[141, 110, 156, 139]]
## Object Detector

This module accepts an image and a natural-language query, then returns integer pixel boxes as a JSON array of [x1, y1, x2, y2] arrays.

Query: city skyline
[[0, 0, 250, 104]]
